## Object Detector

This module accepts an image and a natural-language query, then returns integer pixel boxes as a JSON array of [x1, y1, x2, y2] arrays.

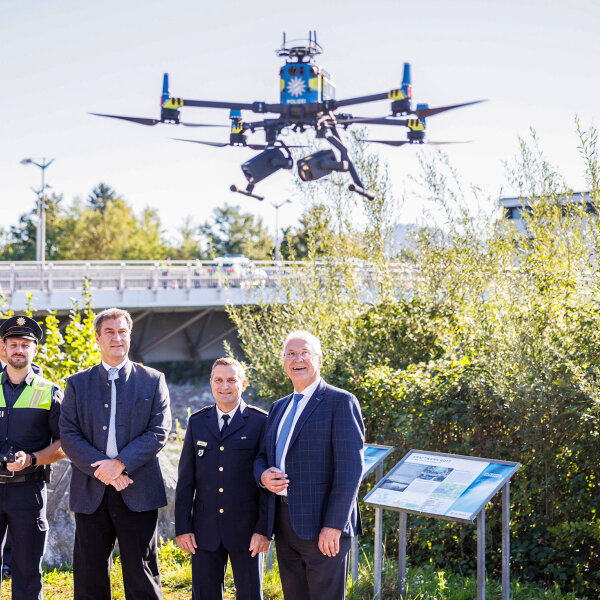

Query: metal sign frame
[[364, 449, 520, 600]]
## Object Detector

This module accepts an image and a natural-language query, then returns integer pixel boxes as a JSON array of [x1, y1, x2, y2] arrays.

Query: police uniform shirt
[[0, 369, 62, 474]]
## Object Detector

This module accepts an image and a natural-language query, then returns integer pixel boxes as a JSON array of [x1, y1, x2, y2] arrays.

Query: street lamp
[[21, 157, 54, 264], [272, 198, 292, 261]]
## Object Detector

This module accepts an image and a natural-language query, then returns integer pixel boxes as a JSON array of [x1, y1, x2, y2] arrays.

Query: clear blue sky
[[1, 0, 598, 243]]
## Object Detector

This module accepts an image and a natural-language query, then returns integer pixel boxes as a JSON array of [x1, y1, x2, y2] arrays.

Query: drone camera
[[297, 149, 348, 182], [241, 148, 293, 184]]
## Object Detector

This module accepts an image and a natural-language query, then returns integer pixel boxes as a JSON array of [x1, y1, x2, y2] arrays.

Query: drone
[[91, 32, 484, 201]]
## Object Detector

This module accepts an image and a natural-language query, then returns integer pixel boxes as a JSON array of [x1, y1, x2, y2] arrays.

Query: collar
[[102, 358, 129, 375], [293, 377, 321, 400], [216, 399, 245, 421], [1, 368, 36, 386]]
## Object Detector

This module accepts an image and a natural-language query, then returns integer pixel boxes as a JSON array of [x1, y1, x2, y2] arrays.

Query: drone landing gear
[[230, 184, 265, 201], [323, 123, 375, 200], [348, 184, 375, 200]]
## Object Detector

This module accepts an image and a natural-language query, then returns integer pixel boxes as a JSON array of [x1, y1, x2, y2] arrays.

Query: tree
[[198, 204, 273, 259], [88, 183, 117, 213]]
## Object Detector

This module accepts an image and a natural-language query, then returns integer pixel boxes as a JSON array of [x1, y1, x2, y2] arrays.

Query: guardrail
[[0, 260, 418, 296]]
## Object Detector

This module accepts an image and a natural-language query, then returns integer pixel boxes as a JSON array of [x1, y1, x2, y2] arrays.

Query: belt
[[277, 495, 289, 504], [0, 470, 44, 484]]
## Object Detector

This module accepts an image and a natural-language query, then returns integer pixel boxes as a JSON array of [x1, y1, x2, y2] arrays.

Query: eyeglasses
[[283, 350, 318, 361]]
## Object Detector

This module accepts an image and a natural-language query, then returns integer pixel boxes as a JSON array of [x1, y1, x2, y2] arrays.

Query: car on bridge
[[206, 255, 268, 287]]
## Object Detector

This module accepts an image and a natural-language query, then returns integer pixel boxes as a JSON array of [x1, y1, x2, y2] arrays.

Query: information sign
[[365, 449, 519, 524], [362, 443, 394, 480]]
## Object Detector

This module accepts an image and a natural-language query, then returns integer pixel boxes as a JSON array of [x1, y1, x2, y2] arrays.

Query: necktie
[[221, 413, 230, 437], [275, 393, 303, 469], [106, 368, 119, 458]]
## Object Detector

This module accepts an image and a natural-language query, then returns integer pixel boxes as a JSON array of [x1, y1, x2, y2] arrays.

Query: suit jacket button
[[219, 488, 224, 493], [218, 467, 223, 471], [219, 508, 224, 513], [104, 404, 109, 408], [102, 426, 107, 431], [220, 446, 224, 451]]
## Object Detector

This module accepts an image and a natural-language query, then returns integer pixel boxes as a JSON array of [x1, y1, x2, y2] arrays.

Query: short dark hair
[[93, 308, 133, 335], [210, 357, 246, 379]]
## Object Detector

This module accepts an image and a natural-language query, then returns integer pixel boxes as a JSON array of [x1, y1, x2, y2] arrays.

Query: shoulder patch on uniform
[[247, 405, 268, 415]]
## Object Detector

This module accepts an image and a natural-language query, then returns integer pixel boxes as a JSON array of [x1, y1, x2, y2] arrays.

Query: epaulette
[[247, 404, 268, 415], [190, 405, 213, 417]]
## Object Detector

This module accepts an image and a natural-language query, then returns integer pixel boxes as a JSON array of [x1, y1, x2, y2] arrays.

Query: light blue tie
[[106, 367, 119, 458], [275, 393, 303, 469]]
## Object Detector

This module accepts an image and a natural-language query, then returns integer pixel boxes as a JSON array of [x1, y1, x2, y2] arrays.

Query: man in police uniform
[[175, 357, 270, 600], [0, 316, 64, 600]]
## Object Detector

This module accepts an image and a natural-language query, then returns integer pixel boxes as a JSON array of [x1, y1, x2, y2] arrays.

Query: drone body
[[91, 31, 484, 201]]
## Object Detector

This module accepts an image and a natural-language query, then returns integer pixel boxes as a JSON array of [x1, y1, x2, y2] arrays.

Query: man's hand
[[249, 533, 270, 557], [176, 533, 197, 555], [110, 474, 133, 491], [91, 458, 125, 484], [7, 451, 30, 472], [318, 527, 342, 557], [260, 467, 289, 493]]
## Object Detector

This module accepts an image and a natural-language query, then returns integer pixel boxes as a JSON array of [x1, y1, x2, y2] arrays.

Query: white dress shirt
[[216, 403, 241, 430], [102, 358, 129, 458], [276, 377, 321, 496]]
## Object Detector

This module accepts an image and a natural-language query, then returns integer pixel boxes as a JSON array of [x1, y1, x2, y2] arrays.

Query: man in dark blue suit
[[60, 308, 171, 600], [254, 331, 364, 600], [175, 357, 270, 600]]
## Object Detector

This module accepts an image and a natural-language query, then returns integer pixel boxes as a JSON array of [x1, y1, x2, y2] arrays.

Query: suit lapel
[[221, 400, 248, 441], [286, 379, 326, 452]]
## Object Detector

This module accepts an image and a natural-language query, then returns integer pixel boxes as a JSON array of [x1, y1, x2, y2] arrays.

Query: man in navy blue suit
[[254, 331, 364, 600], [175, 357, 270, 600]]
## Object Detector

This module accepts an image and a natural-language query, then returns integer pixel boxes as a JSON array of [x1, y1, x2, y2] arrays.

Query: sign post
[[364, 450, 520, 600], [350, 444, 394, 597]]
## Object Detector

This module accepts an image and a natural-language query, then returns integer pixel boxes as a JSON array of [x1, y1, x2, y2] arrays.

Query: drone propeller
[[89, 112, 228, 128], [172, 138, 308, 150], [359, 139, 471, 147], [412, 100, 486, 119]]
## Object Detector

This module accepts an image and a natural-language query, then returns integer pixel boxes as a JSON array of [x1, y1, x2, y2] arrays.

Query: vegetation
[[228, 124, 600, 598], [3, 541, 581, 599], [0, 186, 276, 261]]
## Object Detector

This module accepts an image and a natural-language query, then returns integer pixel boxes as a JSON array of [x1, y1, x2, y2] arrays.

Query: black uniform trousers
[[73, 486, 162, 600], [191, 542, 263, 600], [274, 499, 350, 600], [0, 479, 47, 600]]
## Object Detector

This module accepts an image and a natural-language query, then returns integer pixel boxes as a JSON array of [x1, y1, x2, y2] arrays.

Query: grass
[[1, 541, 585, 600]]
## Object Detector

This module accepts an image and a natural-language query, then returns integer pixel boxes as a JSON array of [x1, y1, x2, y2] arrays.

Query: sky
[[1, 0, 598, 245]]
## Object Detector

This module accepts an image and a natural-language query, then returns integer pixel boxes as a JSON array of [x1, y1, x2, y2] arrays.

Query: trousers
[[73, 485, 162, 600]]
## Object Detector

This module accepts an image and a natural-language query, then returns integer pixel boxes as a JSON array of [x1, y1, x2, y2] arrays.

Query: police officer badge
[[196, 441, 207, 457]]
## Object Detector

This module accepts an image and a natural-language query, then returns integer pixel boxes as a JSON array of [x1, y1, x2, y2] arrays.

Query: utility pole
[[21, 157, 54, 264], [272, 198, 292, 261]]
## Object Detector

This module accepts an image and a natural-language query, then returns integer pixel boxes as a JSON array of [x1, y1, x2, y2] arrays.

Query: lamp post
[[21, 157, 54, 264], [272, 198, 292, 261]]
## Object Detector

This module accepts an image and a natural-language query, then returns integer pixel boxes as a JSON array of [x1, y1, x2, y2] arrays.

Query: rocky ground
[[167, 380, 214, 437]]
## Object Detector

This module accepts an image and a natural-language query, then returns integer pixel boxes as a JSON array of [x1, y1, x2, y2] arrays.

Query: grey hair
[[282, 330, 322, 358]]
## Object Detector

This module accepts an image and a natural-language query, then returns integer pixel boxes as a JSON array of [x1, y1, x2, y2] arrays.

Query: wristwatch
[[29, 453, 37, 467]]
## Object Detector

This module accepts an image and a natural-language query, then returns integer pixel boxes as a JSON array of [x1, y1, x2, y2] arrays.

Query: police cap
[[0, 316, 43, 343]]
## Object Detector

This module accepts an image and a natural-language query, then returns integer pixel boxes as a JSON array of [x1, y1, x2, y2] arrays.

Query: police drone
[[91, 32, 484, 201]]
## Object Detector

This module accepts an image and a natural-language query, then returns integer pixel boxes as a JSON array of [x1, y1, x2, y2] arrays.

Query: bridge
[[0, 260, 415, 363]]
